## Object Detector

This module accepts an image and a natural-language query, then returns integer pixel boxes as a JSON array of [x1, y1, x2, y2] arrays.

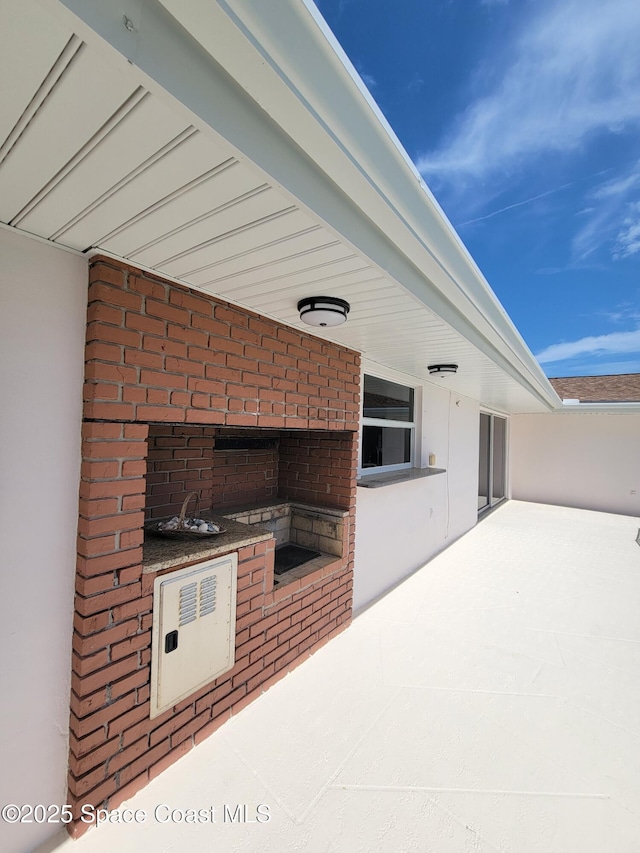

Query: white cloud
[[417, 0, 640, 182], [571, 161, 640, 260], [547, 358, 640, 376], [593, 172, 640, 199], [602, 303, 640, 324], [536, 328, 640, 364], [613, 201, 640, 258], [406, 74, 424, 95], [457, 180, 575, 227], [360, 72, 377, 91], [571, 205, 616, 261]]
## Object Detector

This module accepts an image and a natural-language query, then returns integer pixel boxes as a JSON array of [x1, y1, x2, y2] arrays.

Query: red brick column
[[70, 421, 149, 822]]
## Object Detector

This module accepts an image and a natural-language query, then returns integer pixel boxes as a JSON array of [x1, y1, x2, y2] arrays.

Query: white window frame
[[359, 369, 420, 477]]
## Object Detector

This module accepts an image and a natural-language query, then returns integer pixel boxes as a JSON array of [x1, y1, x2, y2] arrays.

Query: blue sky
[[314, 0, 640, 378]]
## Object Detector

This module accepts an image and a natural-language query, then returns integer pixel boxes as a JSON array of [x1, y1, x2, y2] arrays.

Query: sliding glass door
[[478, 413, 491, 511], [478, 412, 507, 513]]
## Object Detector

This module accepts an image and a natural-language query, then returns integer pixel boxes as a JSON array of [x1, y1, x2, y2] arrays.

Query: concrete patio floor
[[42, 500, 640, 852]]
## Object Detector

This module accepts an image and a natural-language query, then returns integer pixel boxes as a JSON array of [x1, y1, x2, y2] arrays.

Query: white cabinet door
[[150, 554, 238, 718]]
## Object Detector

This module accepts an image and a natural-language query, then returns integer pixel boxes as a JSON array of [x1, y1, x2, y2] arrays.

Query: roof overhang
[[4, 0, 564, 413]]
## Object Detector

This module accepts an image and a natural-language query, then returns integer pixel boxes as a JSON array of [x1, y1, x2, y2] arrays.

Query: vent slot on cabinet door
[[150, 554, 238, 719], [179, 582, 198, 626], [199, 575, 217, 618]]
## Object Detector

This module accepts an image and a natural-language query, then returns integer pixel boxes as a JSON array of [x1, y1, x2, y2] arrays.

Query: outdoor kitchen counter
[[357, 467, 447, 488], [143, 515, 272, 574]]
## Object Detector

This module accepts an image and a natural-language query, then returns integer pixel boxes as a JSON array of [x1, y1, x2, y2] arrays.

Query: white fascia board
[[557, 402, 640, 414], [50, 0, 561, 412]]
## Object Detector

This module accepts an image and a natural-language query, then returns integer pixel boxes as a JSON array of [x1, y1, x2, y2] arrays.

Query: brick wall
[[279, 432, 356, 509], [69, 257, 360, 837], [84, 258, 359, 430], [145, 425, 279, 519]]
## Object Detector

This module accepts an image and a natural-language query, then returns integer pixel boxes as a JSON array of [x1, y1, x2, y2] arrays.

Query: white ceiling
[[0, 0, 552, 413]]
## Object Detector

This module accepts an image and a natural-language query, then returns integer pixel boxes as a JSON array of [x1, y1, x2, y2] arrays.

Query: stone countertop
[[357, 467, 447, 489], [143, 515, 272, 574]]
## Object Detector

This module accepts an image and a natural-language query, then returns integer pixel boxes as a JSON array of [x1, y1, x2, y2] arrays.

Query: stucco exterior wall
[[0, 229, 87, 853], [511, 412, 640, 517], [354, 376, 480, 612]]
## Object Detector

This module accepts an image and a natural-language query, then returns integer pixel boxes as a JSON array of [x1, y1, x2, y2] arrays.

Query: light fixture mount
[[297, 296, 350, 327], [428, 363, 458, 376]]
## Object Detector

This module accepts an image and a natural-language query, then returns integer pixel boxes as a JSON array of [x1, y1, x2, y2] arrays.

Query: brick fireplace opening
[[145, 424, 355, 517], [146, 426, 278, 518], [69, 258, 359, 837]]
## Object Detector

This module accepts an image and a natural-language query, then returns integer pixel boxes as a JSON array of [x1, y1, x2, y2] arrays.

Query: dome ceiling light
[[297, 296, 350, 327], [428, 363, 458, 376]]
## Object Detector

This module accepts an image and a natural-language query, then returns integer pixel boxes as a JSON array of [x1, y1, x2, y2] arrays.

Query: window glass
[[363, 375, 414, 422], [362, 425, 412, 468]]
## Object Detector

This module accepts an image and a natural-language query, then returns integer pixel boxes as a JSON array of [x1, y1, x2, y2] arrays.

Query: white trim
[[362, 417, 414, 429], [479, 403, 511, 418], [558, 402, 640, 414], [359, 461, 414, 476]]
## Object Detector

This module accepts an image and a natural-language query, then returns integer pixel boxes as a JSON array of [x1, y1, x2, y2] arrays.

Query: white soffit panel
[[157, 208, 317, 277], [0, 2, 71, 146], [0, 41, 137, 222], [185, 228, 340, 287], [102, 161, 265, 258], [135, 187, 296, 270], [205, 254, 371, 297], [17, 93, 189, 236], [219, 253, 367, 295], [56, 131, 228, 250]]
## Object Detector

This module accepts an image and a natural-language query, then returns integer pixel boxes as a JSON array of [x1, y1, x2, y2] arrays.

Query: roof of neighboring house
[[549, 374, 640, 402]]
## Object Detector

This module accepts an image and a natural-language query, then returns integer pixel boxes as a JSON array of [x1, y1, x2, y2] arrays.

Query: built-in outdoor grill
[[274, 544, 321, 574], [144, 424, 349, 587], [70, 258, 359, 832]]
